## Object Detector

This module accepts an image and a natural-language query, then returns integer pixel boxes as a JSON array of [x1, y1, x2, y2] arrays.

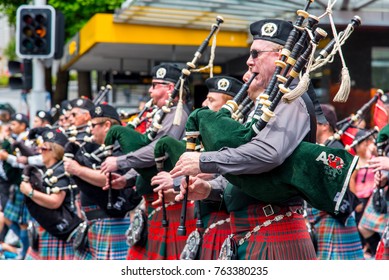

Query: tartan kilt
[[76, 205, 130, 260], [87, 216, 130, 260], [3, 188, 30, 224], [359, 195, 389, 234], [24, 224, 75, 260], [135, 193, 196, 260], [127, 242, 148, 260], [148, 198, 196, 260], [307, 208, 364, 260], [376, 240, 389, 260], [199, 210, 231, 260], [229, 203, 316, 260]]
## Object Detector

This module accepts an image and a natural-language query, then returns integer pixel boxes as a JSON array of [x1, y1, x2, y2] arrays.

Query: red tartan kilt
[[128, 194, 197, 260], [199, 211, 231, 260], [127, 244, 148, 260], [375, 240, 389, 260], [147, 201, 196, 259], [230, 203, 316, 260]]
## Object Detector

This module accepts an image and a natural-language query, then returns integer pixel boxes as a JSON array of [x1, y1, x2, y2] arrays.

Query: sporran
[[218, 234, 238, 260], [72, 221, 89, 252], [180, 229, 202, 260], [27, 221, 39, 252], [125, 209, 147, 247]]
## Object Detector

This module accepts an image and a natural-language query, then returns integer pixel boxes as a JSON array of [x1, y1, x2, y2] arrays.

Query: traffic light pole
[[30, 0, 49, 126]]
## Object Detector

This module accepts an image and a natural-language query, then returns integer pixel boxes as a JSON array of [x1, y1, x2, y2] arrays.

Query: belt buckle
[[263, 204, 274, 217]]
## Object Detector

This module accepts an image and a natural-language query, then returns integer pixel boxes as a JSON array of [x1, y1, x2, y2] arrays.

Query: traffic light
[[8, 59, 33, 90], [16, 5, 56, 59]]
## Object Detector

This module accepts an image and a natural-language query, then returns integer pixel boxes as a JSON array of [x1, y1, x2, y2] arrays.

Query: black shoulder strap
[[301, 82, 317, 143]]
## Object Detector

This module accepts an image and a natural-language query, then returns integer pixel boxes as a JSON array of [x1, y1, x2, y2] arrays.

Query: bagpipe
[[344, 126, 379, 153], [54, 85, 112, 141], [11, 139, 37, 157], [92, 85, 112, 105], [6, 130, 39, 158], [326, 89, 384, 147], [22, 164, 83, 241], [153, 73, 258, 232], [371, 123, 389, 214], [125, 98, 157, 128], [178, 5, 362, 227], [103, 16, 225, 185], [64, 139, 142, 218], [61, 123, 92, 138]]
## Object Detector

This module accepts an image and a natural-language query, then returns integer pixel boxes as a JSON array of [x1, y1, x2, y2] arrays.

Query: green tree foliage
[[0, 1, 29, 24], [45, 0, 123, 39]]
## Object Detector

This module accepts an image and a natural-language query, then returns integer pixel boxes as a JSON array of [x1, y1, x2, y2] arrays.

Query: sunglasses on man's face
[[90, 121, 106, 128], [151, 82, 170, 89], [249, 49, 279, 59]]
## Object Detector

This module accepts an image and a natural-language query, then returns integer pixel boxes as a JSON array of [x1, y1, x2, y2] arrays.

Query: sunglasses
[[90, 121, 106, 128], [151, 82, 170, 89], [71, 111, 86, 118], [249, 49, 279, 59], [40, 147, 52, 152]]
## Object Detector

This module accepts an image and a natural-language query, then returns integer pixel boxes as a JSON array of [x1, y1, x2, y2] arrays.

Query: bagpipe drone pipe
[[103, 16, 224, 187], [64, 140, 142, 218], [64, 140, 142, 217], [181, 13, 362, 215], [22, 164, 83, 241], [326, 89, 384, 148]]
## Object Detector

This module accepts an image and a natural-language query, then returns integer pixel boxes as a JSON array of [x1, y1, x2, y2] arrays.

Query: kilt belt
[[232, 203, 304, 246], [85, 209, 111, 221]]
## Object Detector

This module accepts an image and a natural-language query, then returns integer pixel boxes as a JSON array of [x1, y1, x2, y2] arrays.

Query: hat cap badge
[[47, 131, 54, 140], [95, 106, 102, 115], [76, 99, 84, 106], [261, 22, 277, 37], [156, 68, 167, 79], [217, 78, 230, 91], [16, 114, 22, 121], [38, 111, 46, 118]]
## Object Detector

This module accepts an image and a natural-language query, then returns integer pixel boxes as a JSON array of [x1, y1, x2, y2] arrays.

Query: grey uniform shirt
[[117, 105, 189, 171], [199, 96, 310, 175]]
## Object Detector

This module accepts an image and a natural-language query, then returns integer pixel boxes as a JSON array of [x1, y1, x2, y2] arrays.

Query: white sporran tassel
[[173, 78, 185, 125], [282, 72, 310, 103], [333, 67, 351, 103]]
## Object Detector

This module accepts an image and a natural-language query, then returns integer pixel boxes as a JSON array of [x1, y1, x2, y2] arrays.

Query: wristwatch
[[28, 189, 34, 198]]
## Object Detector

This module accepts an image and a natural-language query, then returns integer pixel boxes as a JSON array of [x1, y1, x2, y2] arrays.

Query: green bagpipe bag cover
[[154, 135, 186, 172], [186, 107, 359, 214], [104, 125, 158, 187], [376, 123, 389, 149]]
